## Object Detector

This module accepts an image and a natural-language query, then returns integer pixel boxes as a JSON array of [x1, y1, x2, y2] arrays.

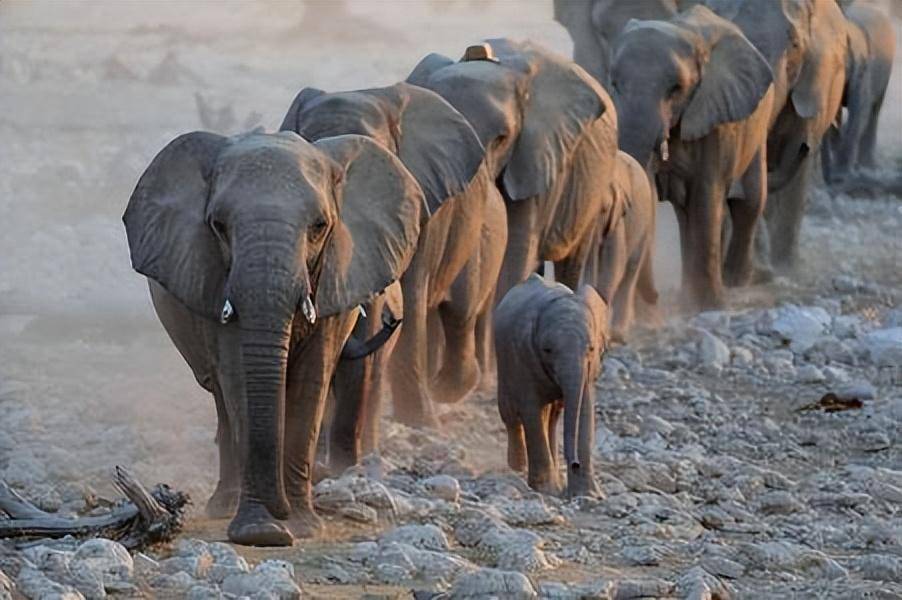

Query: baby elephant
[[494, 274, 608, 497]]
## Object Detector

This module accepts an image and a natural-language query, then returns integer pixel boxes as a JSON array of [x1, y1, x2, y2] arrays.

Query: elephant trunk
[[617, 98, 664, 172], [768, 138, 810, 191], [560, 360, 588, 471]]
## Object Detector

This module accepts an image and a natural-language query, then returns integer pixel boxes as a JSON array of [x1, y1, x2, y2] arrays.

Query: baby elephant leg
[[523, 404, 563, 496]]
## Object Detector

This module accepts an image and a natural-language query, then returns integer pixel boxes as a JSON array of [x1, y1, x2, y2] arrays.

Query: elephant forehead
[[296, 90, 399, 151], [217, 135, 333, 192]]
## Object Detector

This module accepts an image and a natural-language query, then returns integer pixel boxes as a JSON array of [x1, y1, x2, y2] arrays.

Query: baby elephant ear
[[123, 132, 230, 320], [578, 284, 609, 346], [313, 134, 424, 318], [406, 52, 455, 87], [279, 87, 327, 133]]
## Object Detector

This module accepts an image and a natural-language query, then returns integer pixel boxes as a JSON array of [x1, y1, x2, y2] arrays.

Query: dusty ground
[[1, 1, 901, 598]]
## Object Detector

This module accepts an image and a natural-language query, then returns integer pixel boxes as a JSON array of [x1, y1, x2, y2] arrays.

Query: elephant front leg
[[207, 381, 241, 519], [282, 318, 351, 539], [681, 180, 727, 310], [595, 224, 628, 341], [523, 404, 563, 496], [724, 148, 768, 287], [765, 154, 813, 272]]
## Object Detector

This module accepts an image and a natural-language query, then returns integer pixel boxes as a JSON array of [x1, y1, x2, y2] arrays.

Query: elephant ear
[[313, 134, 424, 318], [123, 131, 229, 320], [393, 83, 485, 214], [406, 52, 455, 87], [577, 284, 609, 348], [279, 87, 326, 133], [490, 39, 607, 201], [679, 8, 774, 141]]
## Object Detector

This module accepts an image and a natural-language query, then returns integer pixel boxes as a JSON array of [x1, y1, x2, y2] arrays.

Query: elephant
[[280, 82, 507, 432], [494, 274, 608, 498], [703, 0, 848, 271], [406, 38, 619, 303], [554, 0, 679, 90], [584, 151, 658, 341], [610, 6, 775, 309], [123, 131, 424, 546], [822, 1, 896, 184]]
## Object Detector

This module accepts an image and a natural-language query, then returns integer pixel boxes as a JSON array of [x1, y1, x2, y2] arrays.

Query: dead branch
[[0, 467, 189, 550]]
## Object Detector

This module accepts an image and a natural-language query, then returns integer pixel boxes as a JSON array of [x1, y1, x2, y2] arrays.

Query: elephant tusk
[[301, 295, 317, 324], [659, 139, 669, 163], [220, 299, 234, 324], [358, 305, 367, 319]]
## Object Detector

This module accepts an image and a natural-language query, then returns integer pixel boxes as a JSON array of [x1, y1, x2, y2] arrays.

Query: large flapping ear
[[490, 38, 608, 201], [406, 52, 455, 87], [577, 284, 610, 348], [123, 132, 230, 320], [313, 134, 424, 318], [678, 6, 774, 141], [279, 87, 327, 133], [392, 83, 485, 214]]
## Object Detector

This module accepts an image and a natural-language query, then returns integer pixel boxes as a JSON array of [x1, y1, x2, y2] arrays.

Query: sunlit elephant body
[[494, 274, 608, 498], [124, 132, 423, 546], [407, 38, 619, 303], [822, 1, 896, 183], [706, 0, 848, 270], [281, 82, 505, 433], [583, 151, 658, 341], [609, 7, 774, 309]]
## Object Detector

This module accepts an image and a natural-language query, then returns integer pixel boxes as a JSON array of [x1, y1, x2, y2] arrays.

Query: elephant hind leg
[[859, 100, 883, 169], [431, 302, 479, 405], [611, 249, 642, 341], [506, 422, 527, 472], [206, 381, 240, 519]]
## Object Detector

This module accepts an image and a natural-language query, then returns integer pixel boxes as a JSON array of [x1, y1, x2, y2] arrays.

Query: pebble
[[449, 568, 537, 599]]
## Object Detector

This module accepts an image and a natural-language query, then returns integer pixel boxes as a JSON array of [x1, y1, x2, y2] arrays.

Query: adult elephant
[[610, 6, 775, 309], [281, 82, 505, 432], [822, 1, 896, 184], [123, 131, 423, 546], [406, 38, 618, 303], [704, 0, 848, 271], [554, 0, 678, 90]]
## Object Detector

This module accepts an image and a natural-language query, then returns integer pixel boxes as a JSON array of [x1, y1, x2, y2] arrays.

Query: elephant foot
[[228, 502, 294, 547], [751, 265, 775, 284], [529, 474, 564, 497], [431, 361, 479, 405], [567, 474, 603, 500], [205, 485, 239, 519], [723, 267, 752, 289], [286, 508, 324, 539]]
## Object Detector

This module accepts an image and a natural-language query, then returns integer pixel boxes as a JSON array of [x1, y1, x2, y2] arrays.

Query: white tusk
[[220, 299, 234, 324], [660, 139, 670, 162], [302, 295, 317, 324], [358, 305, 367, 319]]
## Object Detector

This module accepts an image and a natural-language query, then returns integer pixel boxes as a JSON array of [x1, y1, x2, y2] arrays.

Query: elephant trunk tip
[[570, 461, 580, 471]]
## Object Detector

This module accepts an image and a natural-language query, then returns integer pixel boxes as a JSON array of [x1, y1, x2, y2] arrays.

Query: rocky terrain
[[1, 1, 901, 599]]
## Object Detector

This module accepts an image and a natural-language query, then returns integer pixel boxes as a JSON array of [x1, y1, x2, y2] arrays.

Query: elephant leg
[[596, 225, 627, 340], [432, 300, 479, 405], [547, 402, 561, 472], [836, 96, 867, 177], [426, 308, 443, 380], [683, 180, 727, 310], [496, 200, 540, 304], [859, 101, 882, 169], [554, 227, 594, 290], [765, 154, 813, 272], [724, 148, 767, 288], [282, 316, 349, 539], [390, 260, 437, 427], [498, 378, 526, 471], [361, 345, 390, 456], [474, 307, 495, 391], [523, 403, 562, 496], [328, 353, 372, 475], [474, 192, 506, 388], [611, 250, 641, 342], [206, 380, 241, 519]]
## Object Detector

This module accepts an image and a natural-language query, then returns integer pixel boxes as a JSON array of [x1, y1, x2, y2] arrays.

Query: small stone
[[381, 524, 450, 552], [133, 553, 159, 578], [186, 583, 224, 599], [621, 545, 661, 566], [755, 490, 804, 515], [835, 380, 877, 401], [159, 555, 213, 580], [338, 502, 378, 523], [700, 556, 745, 579], [675, 566, 733, 600], [16, 566, 85, 600], [150, 571, 197, 594], [696, 330, 730, 371], [72, 538, 133, 587], [613, 578, 674, 599], [730, 346, 755, 368], [854, 554, 902, 583], [868, 480, 902, 504], [863, 327, 902, 366], [421, 474, 460, 503], [823, 365, 850, 383], [449, 568, 537, 599], [602, 358, 630, 381], [796, 365, 826, 384], [222, 562, 300, 600]]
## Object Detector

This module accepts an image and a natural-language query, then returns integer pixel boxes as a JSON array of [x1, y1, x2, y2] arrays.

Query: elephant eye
[[309, 218, 328, 240], [542, 347, 552, 354], [668, 83, 681, 97], [211, 219, 228, 240]]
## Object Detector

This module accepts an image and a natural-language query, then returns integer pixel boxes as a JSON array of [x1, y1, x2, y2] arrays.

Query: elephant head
[[280, 82, 485, 215], [406, 38, 610, 203], [532, 279, 608, 473], [123, 131, 423, 534], [611, 6, 773, 170]]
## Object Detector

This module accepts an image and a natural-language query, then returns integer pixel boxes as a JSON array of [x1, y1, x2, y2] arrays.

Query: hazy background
[[0, 1, 899, 503]]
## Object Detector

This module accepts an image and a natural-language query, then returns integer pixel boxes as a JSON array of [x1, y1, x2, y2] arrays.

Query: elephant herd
[[123, 0, 895, 546]]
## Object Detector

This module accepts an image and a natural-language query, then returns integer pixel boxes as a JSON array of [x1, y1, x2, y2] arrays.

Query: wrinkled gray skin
[[609, 6, 775, 309], [583, 151, 658, 341], [406, 38, 618, 304], [704, 0, 848, 271], [822, 1, 896, 184], [123, 132, 423, 546], [494, 274, 608, 498], [281, 82, 506, 431]]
